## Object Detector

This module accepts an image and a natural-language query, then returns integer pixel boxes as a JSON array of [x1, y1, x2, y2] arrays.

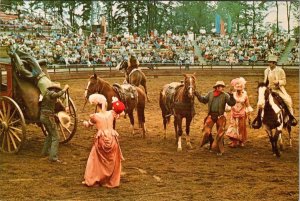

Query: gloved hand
[[194, 90, 200, 97]]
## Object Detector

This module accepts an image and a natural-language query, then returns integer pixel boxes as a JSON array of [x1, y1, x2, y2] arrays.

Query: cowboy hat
[[47, 82, 62, 90], [213, 81, 226, 88], [268, 55, 278, 62], [57, 111, 71, 129]]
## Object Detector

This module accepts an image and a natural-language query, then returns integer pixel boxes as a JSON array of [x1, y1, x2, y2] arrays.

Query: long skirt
[[84, 133, 122, 188], [226, 115, 247, 144]]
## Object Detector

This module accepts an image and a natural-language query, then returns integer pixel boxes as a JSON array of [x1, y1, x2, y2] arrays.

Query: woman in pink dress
[[82, 94, 124, 188], [226, 77, 253, 148]]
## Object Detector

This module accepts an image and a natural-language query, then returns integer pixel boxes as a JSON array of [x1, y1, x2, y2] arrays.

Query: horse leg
[[287, 125, 292, 147], [174, 118, 178, 145], [185, 117, 193, 149], [266, 129, 276, 155], [274, 130, 281, 157], [137, 104, 146, 138], [278, 130, 283, 151], [141, 80, 150, 102], [128, 111, 135, 135], [113, 119, 116, 130], [177, 117, 183, 152], [163, 116, 168, 139]]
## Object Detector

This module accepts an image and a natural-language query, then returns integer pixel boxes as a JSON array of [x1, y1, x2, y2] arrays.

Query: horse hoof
[[177, 147, 182, 152], [187, 143, 193, 150]]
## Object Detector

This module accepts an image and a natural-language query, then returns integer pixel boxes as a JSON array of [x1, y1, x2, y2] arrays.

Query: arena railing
[[47, 62, 299, 74]]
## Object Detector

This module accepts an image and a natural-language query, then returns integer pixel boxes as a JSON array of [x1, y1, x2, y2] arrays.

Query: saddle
[[113, 83, 137, 108], [252, 92, 286, 129], [271, 92, 286, 111], [162, 82, 183, 112]]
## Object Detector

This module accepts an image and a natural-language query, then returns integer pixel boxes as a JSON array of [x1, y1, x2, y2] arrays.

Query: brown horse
[[116, 60, 149, 101], [84, 74, 146, 137], [253, 82, 292, 157], [159, 74, 197, 151]]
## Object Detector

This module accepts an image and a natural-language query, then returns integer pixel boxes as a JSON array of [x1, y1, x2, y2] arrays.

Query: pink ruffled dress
[[83, 111, 124, 188], [226, 91, 253, 144]]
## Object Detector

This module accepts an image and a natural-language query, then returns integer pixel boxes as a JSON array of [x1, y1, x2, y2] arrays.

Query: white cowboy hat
[[268, 55, 278, 62], [213, 81, 226, 88], [57, 111, 71, 129]]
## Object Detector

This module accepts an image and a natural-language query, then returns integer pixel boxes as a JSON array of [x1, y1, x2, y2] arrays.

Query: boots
[[288, 115, 298, 126]]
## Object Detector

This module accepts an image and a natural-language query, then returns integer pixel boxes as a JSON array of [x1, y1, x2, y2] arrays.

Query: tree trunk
[[276, 1, 279, 36], [252, 1, 256, 36], [286, 1, 291, 34]]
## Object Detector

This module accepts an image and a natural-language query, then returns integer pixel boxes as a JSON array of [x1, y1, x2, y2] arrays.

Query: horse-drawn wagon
[[0, 52, 78, 153]]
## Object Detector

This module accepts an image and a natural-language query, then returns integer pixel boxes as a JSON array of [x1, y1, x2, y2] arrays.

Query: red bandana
[[213, 90, 221, 97]]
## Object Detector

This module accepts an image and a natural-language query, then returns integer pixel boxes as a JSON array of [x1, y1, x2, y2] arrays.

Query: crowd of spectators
[[196, 33, 294, 65], [0, 9, 299, 66]]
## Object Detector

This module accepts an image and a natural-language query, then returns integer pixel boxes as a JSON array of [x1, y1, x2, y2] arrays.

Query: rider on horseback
[[125, 54, 140, 83], [125, 54, 139, 98], [264, 55, 297, 126]]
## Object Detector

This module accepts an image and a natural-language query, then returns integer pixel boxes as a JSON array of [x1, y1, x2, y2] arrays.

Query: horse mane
[[257, 82, 267, 88]]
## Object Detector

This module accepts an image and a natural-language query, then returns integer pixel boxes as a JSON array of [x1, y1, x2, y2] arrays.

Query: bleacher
[[0, 11, 18, 21]]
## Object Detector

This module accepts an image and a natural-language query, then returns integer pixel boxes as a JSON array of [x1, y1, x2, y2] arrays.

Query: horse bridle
[[185, 76, 196, 94], [85, 78, 105, 97]]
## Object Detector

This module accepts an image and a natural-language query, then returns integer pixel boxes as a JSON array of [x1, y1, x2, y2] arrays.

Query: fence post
[[54, 65, 56, 74], [231, 64, 232, 70], [109, 65, 111, 73], [68, 65, 70, 73]]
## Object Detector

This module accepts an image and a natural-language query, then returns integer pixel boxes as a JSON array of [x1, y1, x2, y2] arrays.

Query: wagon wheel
[[41, 97, 77, 144], [0, 96, 26, 153]]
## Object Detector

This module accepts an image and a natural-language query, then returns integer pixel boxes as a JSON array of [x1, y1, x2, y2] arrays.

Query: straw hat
[[213, 81, 226, 88], [268, 55, 278, 62], [57, 111, 71, 129]]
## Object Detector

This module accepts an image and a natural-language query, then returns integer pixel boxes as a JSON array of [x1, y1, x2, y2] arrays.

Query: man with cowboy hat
[[195, 81, 236, 155], [263, 54, 297, 126], [124, 54, 140, 83], [40, 82, 69, 163]]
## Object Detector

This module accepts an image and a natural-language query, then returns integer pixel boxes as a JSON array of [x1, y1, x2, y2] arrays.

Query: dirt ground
[[0, 71, 299, 201]]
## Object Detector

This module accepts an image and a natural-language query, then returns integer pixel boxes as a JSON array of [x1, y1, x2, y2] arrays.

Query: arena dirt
[[0, 72, 298, 201]]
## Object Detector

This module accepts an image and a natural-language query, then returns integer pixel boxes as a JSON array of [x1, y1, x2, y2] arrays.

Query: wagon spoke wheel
[[0, 96, 26, 153], [41, 98, 77, 144]]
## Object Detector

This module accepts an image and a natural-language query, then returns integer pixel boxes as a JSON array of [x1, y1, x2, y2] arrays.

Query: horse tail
[[136, 88, 146, 126], [159, 90, 171, 125], [137, 104, 145, 126]]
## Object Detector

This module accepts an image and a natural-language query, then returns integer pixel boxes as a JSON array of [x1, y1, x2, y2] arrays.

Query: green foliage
[[1, 0, 296, 37]]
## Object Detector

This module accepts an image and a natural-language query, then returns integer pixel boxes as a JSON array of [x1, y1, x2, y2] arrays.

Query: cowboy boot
[[252, 108, 262, 129], [288, 115, 298, 126], [200, 133, 210, 147]]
